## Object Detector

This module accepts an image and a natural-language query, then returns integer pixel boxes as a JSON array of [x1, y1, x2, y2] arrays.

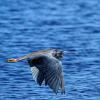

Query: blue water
[[0, 0, 100, 100]]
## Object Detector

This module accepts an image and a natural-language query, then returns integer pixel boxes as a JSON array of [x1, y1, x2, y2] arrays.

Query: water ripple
[[0, 0, 100, 100]]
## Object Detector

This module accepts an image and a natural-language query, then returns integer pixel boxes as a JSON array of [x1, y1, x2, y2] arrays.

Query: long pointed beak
[[63, 50, 77, 55], [63, 51, 69, 54]]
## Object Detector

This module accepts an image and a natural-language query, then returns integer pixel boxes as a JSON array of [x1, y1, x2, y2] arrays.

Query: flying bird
[[7, 49, 66, 94]]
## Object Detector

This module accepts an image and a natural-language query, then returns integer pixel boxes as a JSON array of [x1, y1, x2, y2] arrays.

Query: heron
[[7, 49, 66, 94]]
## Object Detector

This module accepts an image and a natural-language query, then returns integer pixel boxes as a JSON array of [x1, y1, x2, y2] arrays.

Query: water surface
[[0, 0, 100, 100]]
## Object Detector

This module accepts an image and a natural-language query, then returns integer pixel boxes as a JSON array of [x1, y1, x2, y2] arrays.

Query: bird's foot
[[7, 58, 18, 62]]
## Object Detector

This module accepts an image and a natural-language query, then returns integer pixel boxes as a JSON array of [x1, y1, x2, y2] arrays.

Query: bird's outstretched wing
[[27, 55, 65, 94]]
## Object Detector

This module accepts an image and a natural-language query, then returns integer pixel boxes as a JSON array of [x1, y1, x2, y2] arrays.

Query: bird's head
[[50, 49, 76, 59], [51, 49, 63, 59]]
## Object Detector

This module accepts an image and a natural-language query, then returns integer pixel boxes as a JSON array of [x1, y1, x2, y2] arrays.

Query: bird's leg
[[7, 51, 36, 63], [7, 58, 19, 62], [7, 54, 31, 63], [7, 49, 50, 63], [7, 53, 40, 62]]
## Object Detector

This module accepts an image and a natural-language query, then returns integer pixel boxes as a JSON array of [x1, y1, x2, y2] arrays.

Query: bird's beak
[[63, 51, 77, 55], [63, 51, 69, 54], [7, 58, 18, 63]]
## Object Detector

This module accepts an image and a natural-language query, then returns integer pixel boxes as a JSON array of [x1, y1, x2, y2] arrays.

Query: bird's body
[[8, 49, 65, 94]]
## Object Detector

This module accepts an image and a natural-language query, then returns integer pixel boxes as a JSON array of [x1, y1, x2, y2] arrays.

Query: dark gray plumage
[[27, 49, 65, 94], [7, 49, 65, 94]]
